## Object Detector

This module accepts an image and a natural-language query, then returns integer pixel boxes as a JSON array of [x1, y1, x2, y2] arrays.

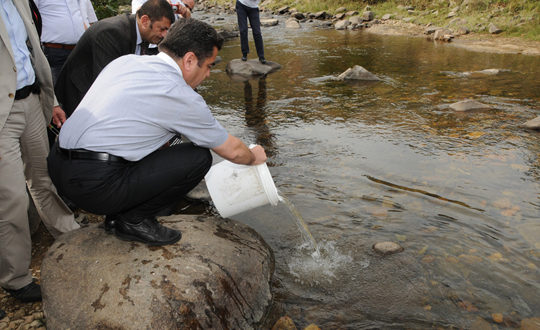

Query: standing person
[[47, 18, 267, 247], [0, 0, 80, 302], [35, 0, 86, 85], [79, 0, 98, 28], [54, 0, 174, 118], [236, 0, 265, 63]]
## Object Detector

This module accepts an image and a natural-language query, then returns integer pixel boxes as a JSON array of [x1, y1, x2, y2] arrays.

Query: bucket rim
[[255, 163, 280, 206]]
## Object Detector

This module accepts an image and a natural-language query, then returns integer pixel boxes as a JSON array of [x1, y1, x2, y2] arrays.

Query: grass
[[207, 0, 540, 41]]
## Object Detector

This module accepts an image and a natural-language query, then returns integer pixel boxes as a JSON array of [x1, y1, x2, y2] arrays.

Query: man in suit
[[54, 0, 175, 119], [0, 0, 80, 302]]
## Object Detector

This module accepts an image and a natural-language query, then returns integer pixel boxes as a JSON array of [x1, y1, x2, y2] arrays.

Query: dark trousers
[[42, 46, 72, 86], [47, 142, 212, 223], [236, 1, 264, 58], [43, 46, 73, 148]]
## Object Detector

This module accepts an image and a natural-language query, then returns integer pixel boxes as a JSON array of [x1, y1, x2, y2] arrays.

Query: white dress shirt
[[35, 0, 85, 44], [79, 0, 97, 27], [59, 53, 229, 161], [0, 0, 35, 89]]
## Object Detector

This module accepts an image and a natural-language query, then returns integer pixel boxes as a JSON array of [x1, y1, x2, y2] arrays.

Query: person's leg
[[49, 142, 211, 218], [246, 6, 265, 59], [236, 1, 250, 58], [20, 94, 79, 239], [42, 47, 72, 86], [0, 99, 35, 292]]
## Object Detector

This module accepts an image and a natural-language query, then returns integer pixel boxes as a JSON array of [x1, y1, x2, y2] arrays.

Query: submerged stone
[[522, 116, 540, 130], [449, 100, 491, 111], [373, 242, 404, 255], [338, 65, 381, 81]]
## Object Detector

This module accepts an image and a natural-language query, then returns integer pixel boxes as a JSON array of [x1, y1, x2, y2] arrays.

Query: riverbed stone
[[362, 11, 374, 21], [449, 100, 491, 111], [261, 19, 279, 26], [335, 7, 346, 13], [335, 19, 350, 30], [41, 215, 275, 330], [338, 65, 381, 81], [489, 23, 502, 34], [313, 11, 326, 19], [226, 58, 282, 78], [271, 316, 297, 330], [372, 242, 404, 255], [286, 19, 301, 29], [381, 13, 392, 20], [349, 16, 362, 25], [521, 116, 540, 130]]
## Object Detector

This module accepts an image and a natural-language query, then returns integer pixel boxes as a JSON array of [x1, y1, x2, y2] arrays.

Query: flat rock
[[449, 100, 492, 111], [335, 19, 350, 30], [41, 215, 275, 330], [338, 65, 381, 81], [261, 19, 279, 27], [226, 59, 282, 77], [373, 242, 404, 255], [522, 116, 540, 130]]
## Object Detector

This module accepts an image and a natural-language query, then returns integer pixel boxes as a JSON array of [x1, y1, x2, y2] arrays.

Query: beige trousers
[[0, 93, 79, 290]]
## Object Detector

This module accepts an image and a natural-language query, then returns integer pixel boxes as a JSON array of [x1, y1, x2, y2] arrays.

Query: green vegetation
[[90, 0, 539, 41], [226, 0, 540, 41], [92, 0, 130, 20]]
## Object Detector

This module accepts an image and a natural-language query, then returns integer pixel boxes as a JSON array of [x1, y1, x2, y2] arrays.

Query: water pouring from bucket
[[205, 145, 319, 254]]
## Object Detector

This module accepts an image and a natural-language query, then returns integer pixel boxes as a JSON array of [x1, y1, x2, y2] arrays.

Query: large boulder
[[338, 65, 381, 81], [226, 59, 282, 78], [41, 215, 275, 330], [335, 19, 350, 30]]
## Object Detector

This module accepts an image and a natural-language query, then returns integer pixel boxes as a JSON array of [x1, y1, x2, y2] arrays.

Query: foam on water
[[287, 240, 363, 285]]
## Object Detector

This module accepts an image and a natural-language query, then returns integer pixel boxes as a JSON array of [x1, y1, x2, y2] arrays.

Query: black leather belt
[[15, 81, 41, 100], [57, 144, 129, 163]]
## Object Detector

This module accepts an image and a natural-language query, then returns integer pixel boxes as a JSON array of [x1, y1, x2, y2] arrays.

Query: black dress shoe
[[114, 217, 182, 246], [259, 57, 267, 64], [241, 54, 247, 61], [0, 308, 6, 320], [2, 282, 42, 302], [103, 214, 119, 234]]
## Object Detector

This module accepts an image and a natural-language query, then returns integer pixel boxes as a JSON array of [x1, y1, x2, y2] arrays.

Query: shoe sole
[[114, 232, 182, 246]]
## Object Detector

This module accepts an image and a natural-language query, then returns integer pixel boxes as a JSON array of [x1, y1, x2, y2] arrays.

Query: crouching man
[[48, 18, 267, 246]]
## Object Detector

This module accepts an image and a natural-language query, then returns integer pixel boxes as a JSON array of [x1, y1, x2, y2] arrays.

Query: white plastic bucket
[[205, 160, 279, 218]]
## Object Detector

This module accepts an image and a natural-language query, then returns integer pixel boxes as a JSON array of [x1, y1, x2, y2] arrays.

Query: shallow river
[[183, 12, 540, 329]]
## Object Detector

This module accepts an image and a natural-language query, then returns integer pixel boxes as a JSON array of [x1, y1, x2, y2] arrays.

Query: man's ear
[[182, 52, 198, 71], [140, 15, 150, 29]]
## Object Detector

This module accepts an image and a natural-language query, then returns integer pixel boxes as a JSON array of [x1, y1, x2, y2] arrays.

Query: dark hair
[[158, 18, 224, 67], [137, 0, 175, 25]]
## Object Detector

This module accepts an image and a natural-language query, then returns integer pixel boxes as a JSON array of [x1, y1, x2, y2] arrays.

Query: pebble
[[373, 241, 404, 255]]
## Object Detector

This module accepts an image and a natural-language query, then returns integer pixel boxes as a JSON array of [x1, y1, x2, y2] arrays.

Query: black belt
[[57, 144, 129, 163], [15, 81, 41, 100]]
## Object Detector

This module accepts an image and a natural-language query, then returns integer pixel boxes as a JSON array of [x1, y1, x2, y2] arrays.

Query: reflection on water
[[196, 20, 540, 329]]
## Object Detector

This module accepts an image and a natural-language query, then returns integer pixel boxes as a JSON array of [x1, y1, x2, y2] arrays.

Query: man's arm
[[211, 134, 267, 165]]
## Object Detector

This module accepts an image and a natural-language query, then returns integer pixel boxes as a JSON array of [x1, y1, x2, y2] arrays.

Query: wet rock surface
[[41, 215, 274, 330], [226, 59, 282, 78], [449, 100, 492, 112], [338, 65, 381, 81]]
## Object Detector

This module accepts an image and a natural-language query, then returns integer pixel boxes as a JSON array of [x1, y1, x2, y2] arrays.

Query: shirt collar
[[135, 19, 142, 46], [157, 52, 183, 77]]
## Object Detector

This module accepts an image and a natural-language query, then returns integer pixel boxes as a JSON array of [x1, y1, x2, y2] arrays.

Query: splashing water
[[287, 240, 363, 285], [278, 192, 320, 257]]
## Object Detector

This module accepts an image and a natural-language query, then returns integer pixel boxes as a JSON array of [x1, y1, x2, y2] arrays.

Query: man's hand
[[52, 106, 67, 128], [212, 135, 267, 165]]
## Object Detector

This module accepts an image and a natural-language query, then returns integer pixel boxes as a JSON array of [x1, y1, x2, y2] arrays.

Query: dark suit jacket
[[55, 13, 137, 117]]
